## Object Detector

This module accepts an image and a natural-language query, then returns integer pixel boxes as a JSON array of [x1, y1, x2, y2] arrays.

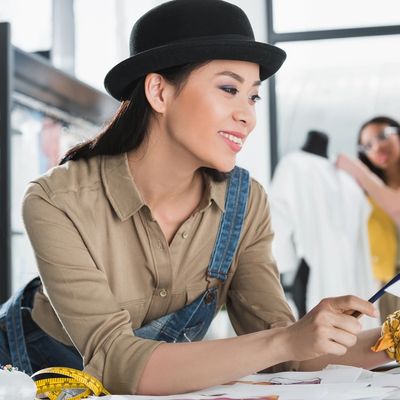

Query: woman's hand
[[335, 154, 367, 182], [285, 295, 378, 361]]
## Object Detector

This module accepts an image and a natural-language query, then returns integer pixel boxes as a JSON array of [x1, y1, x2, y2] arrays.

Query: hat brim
[[104, 38, 286, 101]]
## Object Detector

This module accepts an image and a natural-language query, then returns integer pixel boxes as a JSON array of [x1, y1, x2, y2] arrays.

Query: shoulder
[[246, 176, 270, 227], [229, 166, 269, 215], [248, 176, 268, 204], [24, 156, 102, 201], [233, 173, 274, 258]]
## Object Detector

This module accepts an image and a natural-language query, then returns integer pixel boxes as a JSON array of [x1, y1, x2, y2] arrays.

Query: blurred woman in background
[[337, 116, 400, 320]]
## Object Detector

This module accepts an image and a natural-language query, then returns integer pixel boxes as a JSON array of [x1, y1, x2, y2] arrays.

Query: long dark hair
[[357, 116, 400, 184], [60, 63, 227, 182]]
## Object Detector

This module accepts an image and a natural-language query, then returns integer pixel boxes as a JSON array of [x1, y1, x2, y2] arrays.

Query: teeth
[[219, 132, 243, 146]]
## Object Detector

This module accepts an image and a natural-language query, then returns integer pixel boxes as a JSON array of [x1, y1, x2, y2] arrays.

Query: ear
[[144, 73, 172, 114]]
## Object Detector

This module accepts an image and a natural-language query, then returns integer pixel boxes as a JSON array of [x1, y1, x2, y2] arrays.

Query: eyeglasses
[[358, 126, 399, 154]]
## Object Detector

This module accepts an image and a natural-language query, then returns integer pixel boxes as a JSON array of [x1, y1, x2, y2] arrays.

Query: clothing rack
[[13, 92, 99, 134], [0, 21, 118, 302]]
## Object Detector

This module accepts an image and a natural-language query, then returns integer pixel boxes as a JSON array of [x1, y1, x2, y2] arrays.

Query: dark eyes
[[221, 87, 239, 95], [250, 94, 261, 103], [220, 87, 261, 104]]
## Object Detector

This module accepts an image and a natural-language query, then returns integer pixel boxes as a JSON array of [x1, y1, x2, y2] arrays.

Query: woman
[[337, 116, 400, 321], [337, 117, 400, 226], [0, 0, 388, 396]]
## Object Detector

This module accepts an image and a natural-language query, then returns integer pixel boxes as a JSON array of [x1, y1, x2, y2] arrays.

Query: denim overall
[[0, 166, 249, 375]]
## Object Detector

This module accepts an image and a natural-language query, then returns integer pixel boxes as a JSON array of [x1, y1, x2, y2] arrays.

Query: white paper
[[385, 279, 400, 297], [88, 365, 398, 400], [0, 370, 37, 400]]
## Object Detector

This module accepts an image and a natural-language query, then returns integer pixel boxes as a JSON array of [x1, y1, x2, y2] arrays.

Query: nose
[[372, 143, 382, 152], [232, 99, 256, 129], [371, 138, 386, 153]]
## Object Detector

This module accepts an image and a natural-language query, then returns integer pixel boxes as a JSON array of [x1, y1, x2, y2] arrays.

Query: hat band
[[132, 33, 254, 56], [171, 33, 253, 43]]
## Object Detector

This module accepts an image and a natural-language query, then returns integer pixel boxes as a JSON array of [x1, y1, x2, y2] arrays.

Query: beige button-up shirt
[[22, 153, 295, 394]]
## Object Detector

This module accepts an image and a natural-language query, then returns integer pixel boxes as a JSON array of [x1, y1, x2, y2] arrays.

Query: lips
[[218, 131, 245, 153], [375, 152, 389, 164]]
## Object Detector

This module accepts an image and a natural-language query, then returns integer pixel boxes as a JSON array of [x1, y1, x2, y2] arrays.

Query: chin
[[207, 160, 236, 173], [376, 161, 390, 170]]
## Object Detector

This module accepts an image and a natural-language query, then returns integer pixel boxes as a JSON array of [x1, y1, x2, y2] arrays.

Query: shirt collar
[[101, 153, 227, 221], [204, 172, 226, 212], [101, 153, 145, 221]]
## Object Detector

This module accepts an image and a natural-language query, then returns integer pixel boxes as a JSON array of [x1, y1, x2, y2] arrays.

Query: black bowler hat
[[104, 0, 286, 101]]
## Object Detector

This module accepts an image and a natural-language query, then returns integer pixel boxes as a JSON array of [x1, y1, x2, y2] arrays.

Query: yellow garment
[[371, 309, 400, 362], [368, 197, 397, 282]]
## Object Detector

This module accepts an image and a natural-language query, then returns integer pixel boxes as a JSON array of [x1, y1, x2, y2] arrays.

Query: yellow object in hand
[[371, 310, 400, 362]]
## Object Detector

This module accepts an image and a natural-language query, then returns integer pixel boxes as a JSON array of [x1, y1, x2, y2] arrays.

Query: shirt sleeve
[[226, 179, 299, 372], [22, 182, 163, 394]]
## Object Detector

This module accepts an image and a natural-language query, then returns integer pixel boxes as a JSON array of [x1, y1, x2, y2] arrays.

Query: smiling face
[[359, 122, 400, 170], [161, 60, 261, 172]]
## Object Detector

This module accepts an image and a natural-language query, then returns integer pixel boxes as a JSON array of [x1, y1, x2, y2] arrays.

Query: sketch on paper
[[230, 376, 321, 385], [169, 397, 279, 400]]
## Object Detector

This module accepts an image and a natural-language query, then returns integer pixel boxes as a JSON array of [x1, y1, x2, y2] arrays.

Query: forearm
[[137, 328, 289, 395], [299, 328, 390, 371], [356, 169, 400, 224]]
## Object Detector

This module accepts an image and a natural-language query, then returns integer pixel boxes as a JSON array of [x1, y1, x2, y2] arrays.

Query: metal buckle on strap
[[205, 273, 224, 289], [204, 291, 215, 304]]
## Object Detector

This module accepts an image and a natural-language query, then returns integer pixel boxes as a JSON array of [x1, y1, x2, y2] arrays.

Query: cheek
[[368, 154, 381, 166], [165, 99, 211, 151], [174, 93, 225, 135]]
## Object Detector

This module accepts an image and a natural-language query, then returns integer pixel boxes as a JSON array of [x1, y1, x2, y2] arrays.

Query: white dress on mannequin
[[270, 151, 378, 328]]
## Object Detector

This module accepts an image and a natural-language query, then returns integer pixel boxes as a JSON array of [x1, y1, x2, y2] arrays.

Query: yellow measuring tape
[[32, 367, 110, 399]]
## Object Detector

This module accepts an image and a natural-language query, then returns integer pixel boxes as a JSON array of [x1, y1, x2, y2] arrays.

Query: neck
[[301, 140, 328, 158], [127, 126, 202, 209]]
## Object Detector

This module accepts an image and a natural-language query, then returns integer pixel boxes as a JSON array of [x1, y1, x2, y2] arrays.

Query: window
[[273, 0, 400, 33], [74, 0, 157, 91], [0, 0, 52, 52], [275, 36, 400, 157]]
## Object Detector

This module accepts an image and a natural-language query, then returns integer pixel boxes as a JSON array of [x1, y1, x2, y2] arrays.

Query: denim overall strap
[[207, 166, 250, 281], [3, 277, 41, 374], [134, 286, 219, 342], [134, 166, 250, 343]]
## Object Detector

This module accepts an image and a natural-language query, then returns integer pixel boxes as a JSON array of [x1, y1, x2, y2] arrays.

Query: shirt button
[[157, 240, 164, 250], [182, 231, 188, 239], [159, 289, 168, 298]]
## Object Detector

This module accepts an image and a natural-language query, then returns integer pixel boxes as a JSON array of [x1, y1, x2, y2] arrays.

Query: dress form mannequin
[[301, 130, 329, 158], [292, 130, 329, 317]]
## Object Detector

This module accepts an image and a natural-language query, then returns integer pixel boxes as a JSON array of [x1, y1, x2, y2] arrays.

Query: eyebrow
[[215, 71, 261, 86]]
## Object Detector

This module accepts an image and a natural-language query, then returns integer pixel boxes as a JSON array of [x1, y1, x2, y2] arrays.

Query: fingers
[[318, 296, 378, 319], [329, 326, 358, 349], [288, 295, 377, 361], [323, 331, 357, 357], [329, 311, 362, 336], [288, 313, 359, 360], [311, 305, 361, 334], [324, 341, 348, 357]]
